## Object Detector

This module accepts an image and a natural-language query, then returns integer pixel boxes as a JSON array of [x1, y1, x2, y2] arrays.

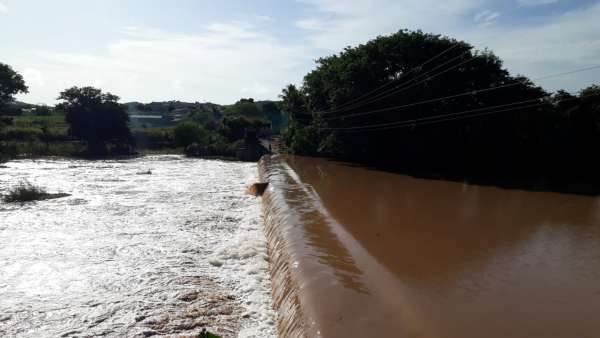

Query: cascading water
[[0, 156, 277, 338]]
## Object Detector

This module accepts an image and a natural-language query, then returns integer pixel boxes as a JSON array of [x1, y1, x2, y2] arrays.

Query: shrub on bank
[[0, 142, 17, 162], [132, 128, 175, 149], [183, 138, 242, 158], [0, 127, 43, 141], [12, 140, 87, 157]]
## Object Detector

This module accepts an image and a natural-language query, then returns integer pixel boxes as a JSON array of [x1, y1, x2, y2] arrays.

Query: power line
[[319, 64, 600, 122], [327, 44, 462, 112], [342, 53, 477, 111], [319, 49, 475, 115], [323, 98, 547, 131], [324, 93, 597, 133], [336, 103, 546, 133]]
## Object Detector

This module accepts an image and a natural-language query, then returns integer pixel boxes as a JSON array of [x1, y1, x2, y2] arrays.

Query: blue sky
[[1, 0, 599, 105]]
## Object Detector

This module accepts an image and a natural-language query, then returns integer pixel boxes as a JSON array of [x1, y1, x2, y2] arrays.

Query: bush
[[221, 116, 269, 141], [174, 122, 209, 147], [33, 105, 53, 116], [0, 142, 17, 161], [199, 328, 222, 338], [285, 124, 320, 156], [318, 131, 345, 156], [12, 140, 86, 157], [132, 128, 175, 149], [0, 127, 42, 141], [0, 116, 13, 128], [2, 181, 69, 203]]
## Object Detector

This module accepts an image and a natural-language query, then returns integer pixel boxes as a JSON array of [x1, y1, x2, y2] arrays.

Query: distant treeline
[[279, 29, 600, 192], [0, 62, 282, 160]]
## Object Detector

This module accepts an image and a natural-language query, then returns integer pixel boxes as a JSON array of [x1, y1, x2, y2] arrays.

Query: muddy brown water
[[260, 155, 600, 338]]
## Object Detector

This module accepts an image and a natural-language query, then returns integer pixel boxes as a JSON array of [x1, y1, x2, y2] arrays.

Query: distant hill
[[124, 99, 286, 131], [124, 101, 225, 115], [0, 101, 48, 116]]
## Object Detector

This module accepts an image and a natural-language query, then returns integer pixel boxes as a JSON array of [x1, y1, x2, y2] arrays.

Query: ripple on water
[[0, 156, 276, 338]]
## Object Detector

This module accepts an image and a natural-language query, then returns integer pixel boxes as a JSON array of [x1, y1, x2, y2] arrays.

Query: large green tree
[[279, 84, 307, 123], [281, 29, 600, 184], [57, 86, 133, 155], [0, 63, 26, 161], [226, 98, 262, 117], [0, 63, 28, 111]]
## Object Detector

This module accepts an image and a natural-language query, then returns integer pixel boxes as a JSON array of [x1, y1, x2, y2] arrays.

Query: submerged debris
[[2, 181, 70, 203]]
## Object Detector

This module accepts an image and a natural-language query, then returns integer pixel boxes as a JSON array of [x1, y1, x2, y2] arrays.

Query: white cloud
[[0, 2, 8, 14], [8, 0, 600, 104], [295, 18, 328, 31], [465, 2, 600, 90], [474, 10, 500, 27], [295, 0, 484, 50], [295, 0, 600, 92], [22, 68, 45, 87], [254, 15, 274, 22], [11, 22, 313, 104], [518, 0, 561, 6]]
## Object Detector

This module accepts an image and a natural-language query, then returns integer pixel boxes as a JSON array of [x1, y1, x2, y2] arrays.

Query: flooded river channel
[[3, 154, 600, 338], [0, 156, 276, 338]]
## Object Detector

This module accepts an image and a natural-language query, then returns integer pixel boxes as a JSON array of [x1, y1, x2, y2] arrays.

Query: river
[[0, 156, 276, 338], [3, 154, 600, 338], [260, 155, 600, 338]]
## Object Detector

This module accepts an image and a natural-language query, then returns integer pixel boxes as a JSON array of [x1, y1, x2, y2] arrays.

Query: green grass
[[2, 181, 70, 203], [198, 328, 222, 338], [12, 113, 68, 129], [13, 141, 87, 157]]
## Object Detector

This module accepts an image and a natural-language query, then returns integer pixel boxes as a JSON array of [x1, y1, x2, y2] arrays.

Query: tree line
[[279, 29, 600, 192], [0, 62, 276, 160]]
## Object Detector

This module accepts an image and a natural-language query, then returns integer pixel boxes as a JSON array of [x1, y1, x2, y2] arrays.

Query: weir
[[258, 155, 413, 337], [259, 155, 600, 338]]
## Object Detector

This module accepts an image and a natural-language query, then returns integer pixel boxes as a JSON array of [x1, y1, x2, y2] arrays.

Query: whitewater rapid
[[0, 155, 276, 338]]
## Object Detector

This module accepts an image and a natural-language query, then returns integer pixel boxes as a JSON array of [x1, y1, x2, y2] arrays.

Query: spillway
[[259, 154, 600, 338]]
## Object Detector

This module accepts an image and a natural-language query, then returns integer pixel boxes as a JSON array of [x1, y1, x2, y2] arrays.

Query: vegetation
[[174, 121, 241, 158], [0, 63, 28, 109], [198, 328, 222, 338], [0, 60, 275, 161], [225, 98, 263, 117], [58, 86, 134, 156], [132, 127, 175, 150], [280, 29, 600, 191], [1, 62, 29, 161], [2, 181, 69, 203]]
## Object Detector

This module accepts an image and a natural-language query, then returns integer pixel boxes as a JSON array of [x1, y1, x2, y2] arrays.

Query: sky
[[1, 0, 599, 105]]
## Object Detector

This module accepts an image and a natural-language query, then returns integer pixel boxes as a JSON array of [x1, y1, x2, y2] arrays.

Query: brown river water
[[260, 155, 600, 338]]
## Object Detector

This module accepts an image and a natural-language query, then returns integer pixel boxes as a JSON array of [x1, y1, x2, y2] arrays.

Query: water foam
[[0, 156, 277, 338]]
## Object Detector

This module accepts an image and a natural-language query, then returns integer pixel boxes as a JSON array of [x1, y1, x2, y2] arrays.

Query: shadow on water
[[340, 158, 600, 197]]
